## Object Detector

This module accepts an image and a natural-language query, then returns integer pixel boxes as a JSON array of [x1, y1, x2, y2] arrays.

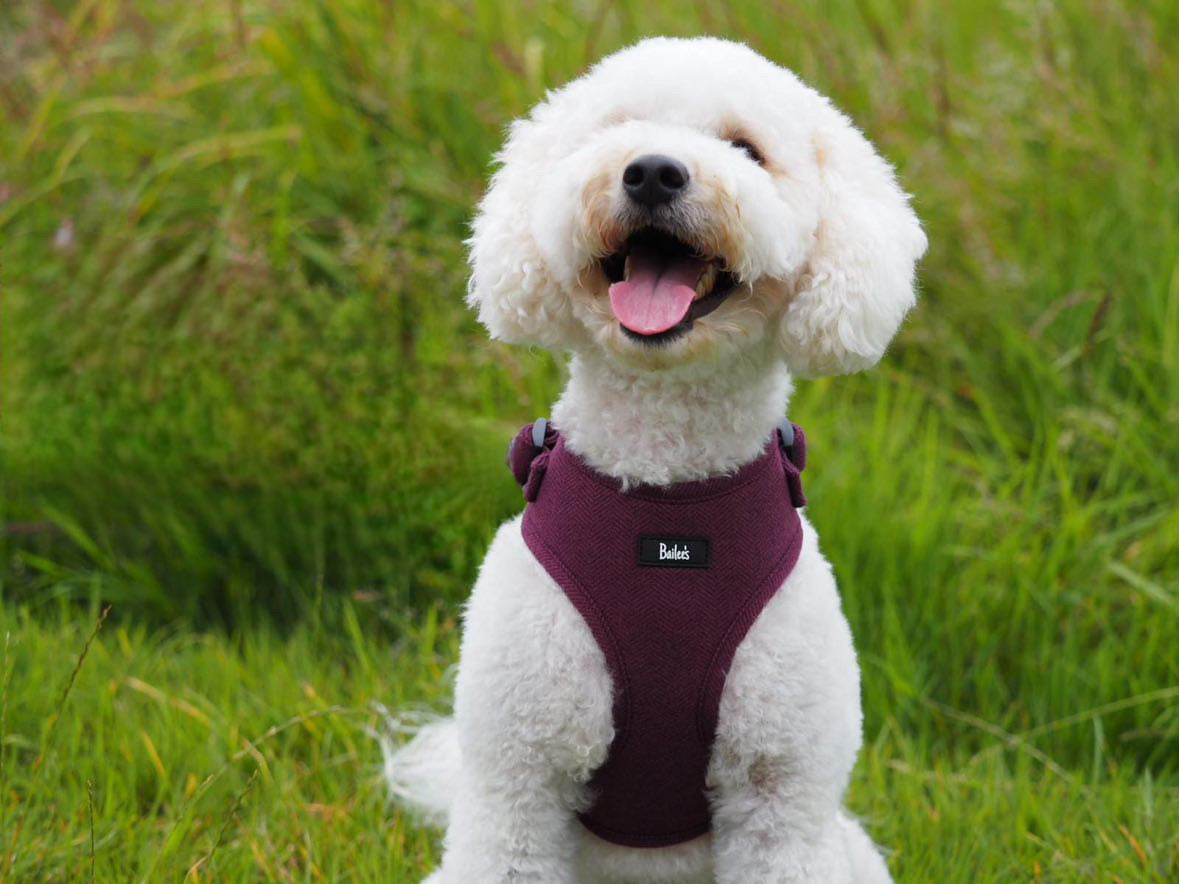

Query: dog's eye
[[730, 138, 765, 166]]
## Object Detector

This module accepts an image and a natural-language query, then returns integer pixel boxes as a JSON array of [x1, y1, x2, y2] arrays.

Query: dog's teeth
[[694, 264, 718, 299], [623, 255, 631, 280]]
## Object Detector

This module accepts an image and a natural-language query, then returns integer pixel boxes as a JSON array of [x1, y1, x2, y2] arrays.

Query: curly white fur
[[385, 36, 925, 882]]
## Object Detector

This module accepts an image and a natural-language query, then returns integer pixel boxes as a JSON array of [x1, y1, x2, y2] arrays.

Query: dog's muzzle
[[601, 227, 738, 343]]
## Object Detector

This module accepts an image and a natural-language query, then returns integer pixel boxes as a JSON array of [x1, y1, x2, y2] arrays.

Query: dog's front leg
[[427, 519, 614, 884], [431, 767, 582, 884], [707, 539, 887, 883], [710, 778, 857, 884]]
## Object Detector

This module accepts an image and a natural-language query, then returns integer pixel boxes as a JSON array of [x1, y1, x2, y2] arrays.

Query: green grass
[[0, 600, 453, 880], [2, 603, 1175, 881], [2, 0, 1177, 880]]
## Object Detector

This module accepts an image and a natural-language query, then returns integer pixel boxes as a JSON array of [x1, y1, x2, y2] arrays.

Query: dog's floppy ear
[[778, 105, 927, 377], [466, 119, 575, 349]]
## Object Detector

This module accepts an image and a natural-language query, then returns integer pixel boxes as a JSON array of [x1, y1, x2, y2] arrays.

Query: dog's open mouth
[[600, 228, 738, 343]]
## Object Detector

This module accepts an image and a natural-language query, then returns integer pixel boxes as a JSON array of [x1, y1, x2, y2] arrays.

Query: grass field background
[[2, 0, 1177, 880]]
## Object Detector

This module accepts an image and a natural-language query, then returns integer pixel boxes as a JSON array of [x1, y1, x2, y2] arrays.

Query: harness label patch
[[638, 536, 711, 569]]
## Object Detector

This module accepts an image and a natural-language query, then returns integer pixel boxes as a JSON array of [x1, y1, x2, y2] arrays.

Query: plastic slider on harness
[[777, 419, 807, 508], [507, 418, 558, 502]]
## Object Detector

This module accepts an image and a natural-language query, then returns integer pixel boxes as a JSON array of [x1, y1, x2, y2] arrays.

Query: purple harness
[[508, 420, 808, 848]]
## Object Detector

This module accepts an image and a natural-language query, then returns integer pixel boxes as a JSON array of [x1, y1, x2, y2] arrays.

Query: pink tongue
[[608, 245, 706, 336]]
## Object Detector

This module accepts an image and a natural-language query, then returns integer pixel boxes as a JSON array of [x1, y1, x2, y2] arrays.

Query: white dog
[[385, 37, 926, 883]]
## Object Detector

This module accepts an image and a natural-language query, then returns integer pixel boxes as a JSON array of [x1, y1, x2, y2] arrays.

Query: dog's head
[[468, 37, 926, 376]]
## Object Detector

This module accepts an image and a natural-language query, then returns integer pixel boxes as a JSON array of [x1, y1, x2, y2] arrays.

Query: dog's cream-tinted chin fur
[[574, 291, 764, 373], [570, 259, 797, 376]]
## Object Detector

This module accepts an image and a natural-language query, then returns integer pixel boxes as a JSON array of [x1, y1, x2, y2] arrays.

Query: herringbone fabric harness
[[507, 420, 807, 847]]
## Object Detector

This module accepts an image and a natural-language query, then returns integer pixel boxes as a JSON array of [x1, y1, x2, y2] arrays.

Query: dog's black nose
[[622, 155, 689, 207]]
